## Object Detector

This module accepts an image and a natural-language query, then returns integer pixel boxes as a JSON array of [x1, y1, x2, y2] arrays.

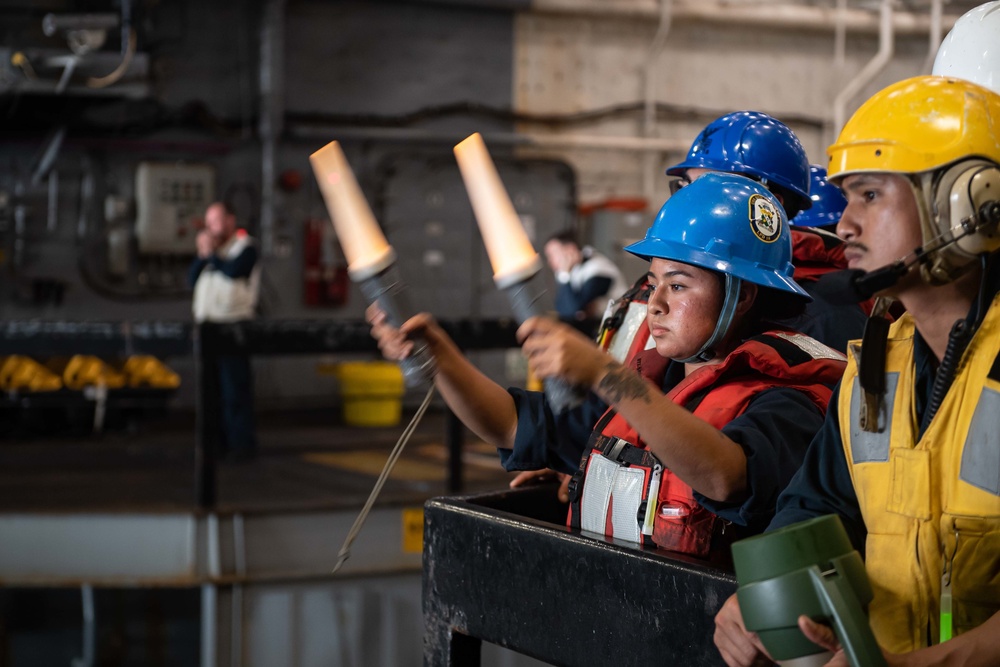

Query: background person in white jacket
[[544, 229, 627, 335], [189, 201, 260, 463]]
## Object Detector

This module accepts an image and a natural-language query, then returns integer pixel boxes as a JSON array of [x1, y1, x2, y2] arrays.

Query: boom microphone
[[810, 264, 909, 305], [813, 196, 1000, 305]]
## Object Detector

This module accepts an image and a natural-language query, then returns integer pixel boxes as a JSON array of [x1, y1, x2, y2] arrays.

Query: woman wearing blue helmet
[[666, 111, 813, 217], [370, 173, 845, 560], [657, 112, 869, 352]]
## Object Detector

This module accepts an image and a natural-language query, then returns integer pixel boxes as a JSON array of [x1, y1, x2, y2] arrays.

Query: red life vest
[[596, 274, 653, 362], [568, 331, 846, 559], [790, 227, 847, 283]]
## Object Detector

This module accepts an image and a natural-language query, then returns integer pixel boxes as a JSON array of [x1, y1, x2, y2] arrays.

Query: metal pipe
[[31, 125, 67, 186], [200, 584, 217, 667], [202, 513, 221, 666], [47, 170, 59, 233], [834, 0, 847, 71], [195, 325, 209, 508], [832, 0, 894, 136], [530, 0, 956, 36], [258, 0, 286, 257], [55, 56, 78, 94], [230, 513, 246, 667], [288, 124, 689, 153], [77, 163, 94, 240], [72, 584, 95, 667], [120, 0, 132, 59], [207, 512, 221, 578], [13, 185, 26, 268], [42, 13, 118, 36], [641, 0, 673, 205], [921, 0, 944, 74]]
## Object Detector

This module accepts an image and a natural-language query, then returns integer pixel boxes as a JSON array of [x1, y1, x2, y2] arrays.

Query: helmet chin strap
[[676, 275, 742, 364]]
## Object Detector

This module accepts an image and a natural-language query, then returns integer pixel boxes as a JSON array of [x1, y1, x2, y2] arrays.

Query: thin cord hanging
[[332, 384, 436, 574]]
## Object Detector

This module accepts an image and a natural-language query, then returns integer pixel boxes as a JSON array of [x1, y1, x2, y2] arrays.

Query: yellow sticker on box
[[402, 507, 424, 553]]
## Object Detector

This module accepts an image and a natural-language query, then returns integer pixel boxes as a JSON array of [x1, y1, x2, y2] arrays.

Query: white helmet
[[932, 1, 1000, 94]]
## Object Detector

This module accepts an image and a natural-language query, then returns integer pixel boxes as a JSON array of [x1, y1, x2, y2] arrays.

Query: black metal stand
[[424, 487, 737, 666]]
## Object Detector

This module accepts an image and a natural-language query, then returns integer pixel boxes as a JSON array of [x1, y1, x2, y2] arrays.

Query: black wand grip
[[503, 271, 586, 414], [358, 264, 436, 390], [542, 376, 585, 414]]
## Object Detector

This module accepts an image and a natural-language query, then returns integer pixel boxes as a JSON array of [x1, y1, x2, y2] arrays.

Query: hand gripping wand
[[453, 132, 585, 413], [309, 140, 435, 389], [309, 140, 436, 573]]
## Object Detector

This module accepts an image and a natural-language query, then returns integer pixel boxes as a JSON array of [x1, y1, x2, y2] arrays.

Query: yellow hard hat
[[827, 75, 1000, 181], [828, 76, 1000, 285]]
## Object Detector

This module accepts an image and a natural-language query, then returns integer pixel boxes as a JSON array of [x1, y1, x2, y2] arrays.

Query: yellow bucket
[[336, 361, 405, 427]]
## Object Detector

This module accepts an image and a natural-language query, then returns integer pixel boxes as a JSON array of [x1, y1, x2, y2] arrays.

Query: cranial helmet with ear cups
[[828, 75, 1000, 284], [932, 160, 1000, 258]]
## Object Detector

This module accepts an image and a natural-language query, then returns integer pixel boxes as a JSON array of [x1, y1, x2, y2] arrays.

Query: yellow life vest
[[838, 296, 1000, 652]]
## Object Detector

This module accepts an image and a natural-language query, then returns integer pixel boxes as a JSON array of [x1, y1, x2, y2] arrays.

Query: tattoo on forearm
[[597, 363, 652, 405]]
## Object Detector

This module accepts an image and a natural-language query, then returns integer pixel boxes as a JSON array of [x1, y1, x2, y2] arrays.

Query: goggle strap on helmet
[[676, 275, 743, 364]]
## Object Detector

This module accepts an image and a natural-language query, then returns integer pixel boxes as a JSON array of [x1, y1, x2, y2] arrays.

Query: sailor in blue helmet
[[792, 165, 848, 230], [666, 111, 813, 217], [654, 113, 869, 352], [370, 173, 845, 561], [521, 120, 861, 500]]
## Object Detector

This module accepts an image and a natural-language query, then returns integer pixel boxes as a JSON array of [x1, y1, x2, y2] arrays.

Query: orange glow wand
[[310, 140, 433, 388], [454, 132, 583, 412]]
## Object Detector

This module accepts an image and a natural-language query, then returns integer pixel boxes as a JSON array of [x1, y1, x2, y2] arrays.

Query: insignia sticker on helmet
[[749, 194, 781, 243]]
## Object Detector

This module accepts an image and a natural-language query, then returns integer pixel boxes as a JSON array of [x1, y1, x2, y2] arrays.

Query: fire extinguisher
[[323, 255, 349, 305], [303, 218, 349, 307], [304, 218, 324, 306]]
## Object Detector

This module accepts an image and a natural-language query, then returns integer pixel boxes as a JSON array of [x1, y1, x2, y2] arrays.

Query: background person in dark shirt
[[543, 229, 626, 335], [188, 201, 260, 463]]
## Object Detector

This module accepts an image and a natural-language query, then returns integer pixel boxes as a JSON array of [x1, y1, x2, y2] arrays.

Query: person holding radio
[[714, 75, 1000, 666]]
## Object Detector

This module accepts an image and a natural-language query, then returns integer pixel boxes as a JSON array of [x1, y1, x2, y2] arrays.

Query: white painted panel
[[0, 514, 196, 583], [512, 11, 933, 207]]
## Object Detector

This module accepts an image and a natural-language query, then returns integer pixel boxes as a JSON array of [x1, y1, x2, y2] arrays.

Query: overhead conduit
[[832, 0, 894, 137], [641, 0, 673, 205], [288, 1, 957, 156]]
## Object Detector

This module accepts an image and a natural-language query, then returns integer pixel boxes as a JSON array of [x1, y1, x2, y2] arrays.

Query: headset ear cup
[[920, 160, 1000, 285], [952, 164, 1000, 255]]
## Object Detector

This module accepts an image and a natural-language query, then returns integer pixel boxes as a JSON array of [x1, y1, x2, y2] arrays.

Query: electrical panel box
[[134, 162, 216, 254]]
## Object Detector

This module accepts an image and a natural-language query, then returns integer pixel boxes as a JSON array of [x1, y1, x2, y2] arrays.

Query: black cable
[[925, 317, 971, 426], [286, 101, 826, 131], [7, 98, 818, 138], [923, 251, 1000, 425]]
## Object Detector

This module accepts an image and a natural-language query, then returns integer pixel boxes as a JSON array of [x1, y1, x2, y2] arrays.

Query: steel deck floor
[[0, 407, 514, 513]]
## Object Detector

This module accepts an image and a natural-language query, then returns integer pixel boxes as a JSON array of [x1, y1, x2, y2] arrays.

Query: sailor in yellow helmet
[[714, 75, 1000, 664]]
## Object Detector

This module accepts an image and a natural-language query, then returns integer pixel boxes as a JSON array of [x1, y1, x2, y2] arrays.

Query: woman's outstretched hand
[[366, 305, 443, 362]]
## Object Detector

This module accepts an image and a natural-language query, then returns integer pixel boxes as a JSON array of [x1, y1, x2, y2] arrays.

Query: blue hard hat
[[626, 172, 808, 299], [790, 165, 848, 228], [666, 111, 812, 217]]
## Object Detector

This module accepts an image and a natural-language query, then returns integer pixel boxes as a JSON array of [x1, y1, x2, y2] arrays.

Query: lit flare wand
[[454, 132, 585, 413], [309, 140, 435, 388]]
